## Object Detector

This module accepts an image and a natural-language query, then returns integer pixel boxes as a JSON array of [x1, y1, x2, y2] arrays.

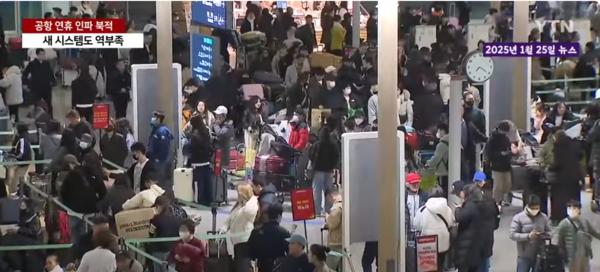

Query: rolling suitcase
[[173, 168, 194, 202], [254, 154, 289, 174], [206, 206, 234, 271], [212, 172, 228, 205]]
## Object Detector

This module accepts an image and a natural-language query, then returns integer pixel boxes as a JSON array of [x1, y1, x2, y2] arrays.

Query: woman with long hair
[[187, 115, 213, 205], [547, 101, 576, 128], [309, 244, 334, 272], [243, 96, 264, 178], [220, 184, 258, 272], [194, 100, 215, 128], [71, 64, 97, 122], [549, 130, 583, 223], [149, 195, 181, 272]]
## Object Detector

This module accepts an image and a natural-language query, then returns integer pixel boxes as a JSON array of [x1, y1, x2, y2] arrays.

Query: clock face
[[464, 52, 494, 83]]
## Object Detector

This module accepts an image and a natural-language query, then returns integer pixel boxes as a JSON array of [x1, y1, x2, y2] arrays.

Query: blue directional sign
[[191, 0, 227, 29], [191, 33, 220, 82]]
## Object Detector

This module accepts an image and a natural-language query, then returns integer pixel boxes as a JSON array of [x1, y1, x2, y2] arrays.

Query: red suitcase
[[228, 149, 245, 171], [254, 155, 289, 174]]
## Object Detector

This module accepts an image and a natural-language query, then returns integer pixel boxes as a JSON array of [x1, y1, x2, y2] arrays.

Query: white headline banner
[[22, 33, 144, 48]]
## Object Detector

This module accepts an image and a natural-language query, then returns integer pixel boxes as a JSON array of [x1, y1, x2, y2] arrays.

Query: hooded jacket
[[0, 65, 24, 106], [413, 197, 455, 252], [426, 134, 449, 176], [289, 122, 309, 151]]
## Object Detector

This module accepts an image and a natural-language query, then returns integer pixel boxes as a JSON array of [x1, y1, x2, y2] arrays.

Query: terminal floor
[[181, 189, 600, 272]]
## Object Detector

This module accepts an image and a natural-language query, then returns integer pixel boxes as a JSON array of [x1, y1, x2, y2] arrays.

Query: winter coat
[[148, 124, 173, 163], [289, 122, 309, 151], [11, 136, 31, 162], [22, 59, 55, 94], [122, 184, 165, 210], [243, 109, 265, 131], [100, 132, 128, 167], [39, 133, 61, 160], [71, 75, 98, 106], [310, 138, 339, 172], [397, 90, 413, 127], [60, 167, 99, 214], [549, 137, 583, 188], [367, 94, 378, 125], [330, 22, 346, 51], [278, 254, 314, 272], [221, 196, 259, 245], [479, 195, 500, 258], [148, 212, 181, 252], [212, 120, 234, 166], [98, 182, 134, 215], [325, 200, 342, 247], [296, 23, 317, 53], [248, 221, 291, 272], [486, 130, 512, 172], [454, 200, 484, 268], [426, 134, 449, 176], [413, 197, 455, 252], [557, 216, 600, 265], [586, 119, 600, 169], [0, 65, 24, 106], [168, 238, 206, 272], [509, 209, 551, 259]]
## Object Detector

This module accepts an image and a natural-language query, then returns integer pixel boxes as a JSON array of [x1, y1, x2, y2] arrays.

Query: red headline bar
[[22, 18, 127, 33]]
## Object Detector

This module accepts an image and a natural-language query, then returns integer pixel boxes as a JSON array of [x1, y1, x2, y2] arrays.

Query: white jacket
[[0, 66, 23, 106], [397, 89, 413, 127], [367, 94, 378, 125], [122, 184, 165, 210], [413, 197, 455, 252], [438, 73, 451, 105], [220, 196, 259, 245]]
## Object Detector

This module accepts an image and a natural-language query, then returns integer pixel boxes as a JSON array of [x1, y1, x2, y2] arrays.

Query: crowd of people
[[2, 1, 600, 272]]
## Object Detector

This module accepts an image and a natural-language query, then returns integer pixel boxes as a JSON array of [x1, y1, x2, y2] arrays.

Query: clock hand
[[476, 66, 488, 74]]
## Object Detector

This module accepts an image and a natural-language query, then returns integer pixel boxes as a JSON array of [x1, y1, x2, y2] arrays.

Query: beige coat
[[325, 200, 342, 247]]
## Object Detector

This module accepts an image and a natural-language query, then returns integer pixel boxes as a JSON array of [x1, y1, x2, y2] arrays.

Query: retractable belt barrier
[[0, 159, 51, 166]]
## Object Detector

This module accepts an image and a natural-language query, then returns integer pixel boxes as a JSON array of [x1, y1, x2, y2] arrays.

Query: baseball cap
[[406, 172, 421, 184], [451, 180, 466, 195], [286, 234, 307, 247], [324, 66, 336, 73], [473, 171, 487, 183], [214, 106, 228, 115]]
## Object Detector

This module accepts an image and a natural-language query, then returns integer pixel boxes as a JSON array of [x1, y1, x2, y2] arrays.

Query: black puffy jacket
[[454, 200, 483, 269], [478, 195, 500, 258]]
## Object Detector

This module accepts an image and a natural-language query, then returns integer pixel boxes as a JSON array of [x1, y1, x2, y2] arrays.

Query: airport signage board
[[92, 103, 110, 129], [290, 188, 316, 221], [191, 1, 227, 29], [191, 33, 219, 81], [416, 235, 438, 272]]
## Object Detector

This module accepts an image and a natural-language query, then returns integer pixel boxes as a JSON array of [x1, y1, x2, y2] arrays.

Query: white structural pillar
[[156, 1, 174, 129], [449, 76, 464, 192], [512, 0, 530, 129], [352, 1, 361, 48], [377, 1, 401, 272]]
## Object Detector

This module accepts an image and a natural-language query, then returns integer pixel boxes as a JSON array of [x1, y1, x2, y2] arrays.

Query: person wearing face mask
[[248, 203, 291, 272], [557, 200, 600, 272], [212, 105, 234, 169], [65, 110, 94, 144], [107, 59, 131, 118], [148, 195, 181, 272], [122, 172, 165, 210], [126, 142, 155, 193], [462, 92, 487, 181], [22, 49, 56, 116], [240, 9, 258, 34], [405, 172, 428, 272], [168, 219, 206, 272], [484, 121, 514, 209], [220, 184, 259, 272], [310, 127, 339, 217], [289, 110, 309, 151], [451, 182, 485, 272], [510, 194, 551, 272], [307, 68, 328, 110], [100, 119, 128, 168], [148, 111, 174, 184], [426, 122, 450, 197]]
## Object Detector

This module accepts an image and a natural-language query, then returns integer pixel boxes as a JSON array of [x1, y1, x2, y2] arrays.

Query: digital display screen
[[191, 33, 219, 81], [191, 0, 227, 29]]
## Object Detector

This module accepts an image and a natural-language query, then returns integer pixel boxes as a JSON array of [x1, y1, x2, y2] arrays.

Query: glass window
[[20, 1, 42, 20], [0, 1, 17, 31]]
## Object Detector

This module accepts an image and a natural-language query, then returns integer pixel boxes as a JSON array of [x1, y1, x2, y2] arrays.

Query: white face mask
[[567, 208, 580, 218], [79, 141, 90, 149], [436, 131, 442, 139], [343, 88, 352, 95], [327, 81, 335, 89], [355, 118, 363, 125], [179, 231, 191, 241], [526, 207, 540, 217]]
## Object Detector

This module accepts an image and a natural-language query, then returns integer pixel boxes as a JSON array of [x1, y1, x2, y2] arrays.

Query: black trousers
[[234, 242, 251, 272], [362, 241, 378, 272], [439, 176, 449, 198], [75, 106, 93, 123], [37, 91, 52, 117], [8, 105, 19, 122], [112, 93, 129, 118]]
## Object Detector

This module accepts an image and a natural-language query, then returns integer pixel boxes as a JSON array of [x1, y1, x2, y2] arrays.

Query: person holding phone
[[509, 194, 551, 272]]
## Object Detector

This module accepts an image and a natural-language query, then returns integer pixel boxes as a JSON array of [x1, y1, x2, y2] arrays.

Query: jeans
[[313, 171, 333, 215], [362, 241, 378, 272], [152, 251, 169, 272], [479, 257, 490, 272], [517, 256, 536, 272]]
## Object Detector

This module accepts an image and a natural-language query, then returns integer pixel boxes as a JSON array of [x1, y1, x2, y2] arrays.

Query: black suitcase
[[212, 171, 228, 205], [0, 198, 22, 224], [534, 239, 564, 272], [206, 206, 234, 272]]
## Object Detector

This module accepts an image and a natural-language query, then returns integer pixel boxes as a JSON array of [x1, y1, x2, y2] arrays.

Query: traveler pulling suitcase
[[173, 168, 194, 202], [206, 206, 234, 271]]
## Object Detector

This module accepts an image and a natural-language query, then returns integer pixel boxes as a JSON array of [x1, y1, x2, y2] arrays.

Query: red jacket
[[289, 123, 309, 151], [168, 238, 206, 272]]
